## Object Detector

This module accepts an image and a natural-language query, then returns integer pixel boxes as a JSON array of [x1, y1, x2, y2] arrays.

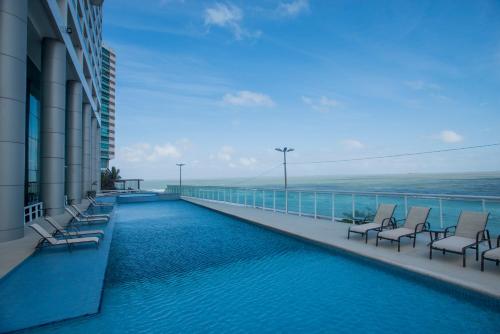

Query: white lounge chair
[[65, 207, 107, 224], [429, 211, 491, 267], [376, 206, 431, 251], [347, 204, 397, 243], [71, 204, 110, 220], [88, 196, 113, 207], [44, 216, 104, 238], [481, 235, 500, 271], [29, 223, 99, 250]]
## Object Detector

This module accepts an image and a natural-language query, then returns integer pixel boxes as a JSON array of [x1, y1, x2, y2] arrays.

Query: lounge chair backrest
[[404, 207, 431, 230], [373, 204, 396, 226], [72, 205, 83, 215], [455, 211, 489, 238], [29, 224, 57, 245], [45, 216, 63, 231], [65, 207, 80, 220]]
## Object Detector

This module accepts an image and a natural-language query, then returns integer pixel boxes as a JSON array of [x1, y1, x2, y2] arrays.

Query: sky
[[103, 0, 500, 181]]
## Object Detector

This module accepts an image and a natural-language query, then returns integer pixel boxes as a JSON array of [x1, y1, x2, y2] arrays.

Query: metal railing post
[[352, 194, 356, 223], [404, 195, 408, 216], [262, 190, 265, 210], [331, 192, 335, 222], [253, 190, 256, 208], [299, 191, 302, 216], [439, 198, 444, 228], [482, 199, 486, 212], [314, 192, 317, 219], [273, 190, 276, 212], [375, 194, 379, 208]]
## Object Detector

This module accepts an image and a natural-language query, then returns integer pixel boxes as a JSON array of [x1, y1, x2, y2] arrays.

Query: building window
[[25, 90, 41, 205]]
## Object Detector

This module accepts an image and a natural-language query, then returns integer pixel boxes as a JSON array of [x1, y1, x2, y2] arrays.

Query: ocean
[[141, 172, 500, 196]]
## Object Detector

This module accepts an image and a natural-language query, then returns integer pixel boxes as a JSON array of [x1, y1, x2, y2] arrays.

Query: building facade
[[0, 0, 104, 242], [100, 44, 115, 169]]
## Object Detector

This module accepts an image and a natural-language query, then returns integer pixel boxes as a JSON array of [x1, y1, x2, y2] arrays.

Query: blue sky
[[103, 0, 500, 180]]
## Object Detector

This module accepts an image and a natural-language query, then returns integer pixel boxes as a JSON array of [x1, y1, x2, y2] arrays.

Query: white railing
[[24, 202, 44, 224], [166, 185, 500, 235]]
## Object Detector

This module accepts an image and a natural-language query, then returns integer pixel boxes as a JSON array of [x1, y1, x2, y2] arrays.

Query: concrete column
[[96, 123, 101, 192], [82, 103, 91, 197], [40, 38, 66, 216], [0, 0, 28, 242], [65, 81, 83, 204], [91, 116, 97, 191]]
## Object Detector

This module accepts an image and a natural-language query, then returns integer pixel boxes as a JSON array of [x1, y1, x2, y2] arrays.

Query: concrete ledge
[[184, 197, 500, 300]]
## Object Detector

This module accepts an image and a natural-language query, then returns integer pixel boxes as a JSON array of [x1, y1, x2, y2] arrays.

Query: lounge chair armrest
[[497, 235, 500, 248], [476, 229, 488, 244], [381, 217, 395, 228], [444, 225, 456, 237], [414, 222, 427, 233]]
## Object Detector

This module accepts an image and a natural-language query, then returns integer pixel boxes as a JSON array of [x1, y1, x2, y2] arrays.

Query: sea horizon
[[141, 170, 500, 196]]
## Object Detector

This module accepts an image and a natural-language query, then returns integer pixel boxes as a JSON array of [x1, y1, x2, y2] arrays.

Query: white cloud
[[216, 145, 235, 161], [341, 139, 364, 150], [148, 143, 181, 161], [438, 130, 463, 143], [302, 95, 339, 112], [119, 142, 182, 162], [404, 80, 441, 91], [223, 90, 275, 107], [239, 157, 257, 166], [204, 3, 259, 39], [278, 0, 309, 17]]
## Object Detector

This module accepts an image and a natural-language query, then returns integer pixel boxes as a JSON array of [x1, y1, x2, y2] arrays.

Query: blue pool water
[[26, 201, 500, 333]]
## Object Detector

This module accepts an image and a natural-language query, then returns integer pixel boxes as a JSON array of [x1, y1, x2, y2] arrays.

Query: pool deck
[[0, 201, 115, 333], [184, 197, 500, 299]]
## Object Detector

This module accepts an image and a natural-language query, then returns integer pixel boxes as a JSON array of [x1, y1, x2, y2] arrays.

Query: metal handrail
[[166, 184, 500, 201], [24, 202, 44, 224]]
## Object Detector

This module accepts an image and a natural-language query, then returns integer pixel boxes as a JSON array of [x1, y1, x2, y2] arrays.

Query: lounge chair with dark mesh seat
[[481, 235, 500, 271], [347, 204, 396, 243], [376, 206, 431, 251], [430, 211, 491, 267], [29, 223, 99, 250], [44, 216, 104, 239]]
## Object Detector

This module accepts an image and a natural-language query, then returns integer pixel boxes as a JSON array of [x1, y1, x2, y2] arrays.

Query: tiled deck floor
[[184, 197, 500, 299], [0, 205, 115, 333]]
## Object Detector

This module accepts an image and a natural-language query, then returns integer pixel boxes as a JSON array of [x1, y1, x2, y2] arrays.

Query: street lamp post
[[176, 163, 185, 195], [275, 147, 294, 212]]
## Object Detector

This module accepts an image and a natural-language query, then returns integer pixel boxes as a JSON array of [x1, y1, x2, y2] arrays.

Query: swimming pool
[[26, 201, 500, 333]]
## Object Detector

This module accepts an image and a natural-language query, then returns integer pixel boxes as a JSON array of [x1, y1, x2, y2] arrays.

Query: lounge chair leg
[[442, 249, 445, 255], [463, 252, 466, 267], [496, 260, 499, 266], [376, 235, 379, 247], [481, 255, 484, 271], [398, 240, 400, 252], [429, 247, 432, 260], [365, 233, 368, 244], [347, 229, 350, 240], [413, 234, 417, 248], [476, 246, 479, 261]]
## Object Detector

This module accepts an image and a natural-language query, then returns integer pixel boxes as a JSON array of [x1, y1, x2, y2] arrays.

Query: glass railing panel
[[333, 194, 353, 222], [300, 191, 315, 217], [275, 190, 286, 211], [263, 190, 274, 209], [316, 192, 333, 219], [352, 195, 377, 221], [287, 191, 300, 214], [485, 200, 500, 237]]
